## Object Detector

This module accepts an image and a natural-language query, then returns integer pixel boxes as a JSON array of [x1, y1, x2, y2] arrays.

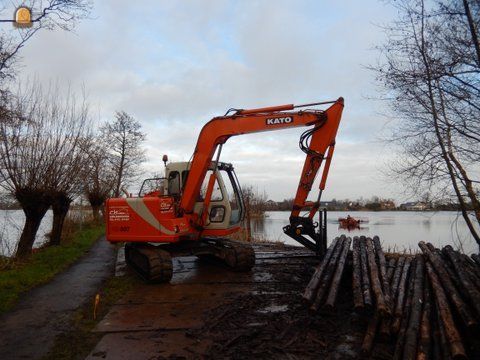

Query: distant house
[[265, 199, 277, 210], [400, 202, 428, 211], [380, 200, 396, 210]]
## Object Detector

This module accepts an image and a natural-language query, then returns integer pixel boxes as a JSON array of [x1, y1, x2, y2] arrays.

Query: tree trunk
[[49, 192, 72, 246], [91, 204, 101, 222], [15, 189, 51, 258], [463, 0, 480, 67], [88, 192, 106, 222]]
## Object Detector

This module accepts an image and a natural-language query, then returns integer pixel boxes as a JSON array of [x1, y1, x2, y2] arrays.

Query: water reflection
[[251, 211, 479, 255], [422, 219, 431, 229]]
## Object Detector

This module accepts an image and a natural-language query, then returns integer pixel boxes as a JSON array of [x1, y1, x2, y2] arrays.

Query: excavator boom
[[180, 98, 344, 250]]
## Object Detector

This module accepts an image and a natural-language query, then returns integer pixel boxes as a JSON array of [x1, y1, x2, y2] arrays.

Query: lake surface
[[1, 210, 479, 256], [0, 210, 53, 256], [252, 211, 480, 255]]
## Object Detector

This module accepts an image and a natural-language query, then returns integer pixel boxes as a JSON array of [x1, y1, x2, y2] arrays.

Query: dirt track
[[0, 236, 116, 360], [87, 244, 365, 359]]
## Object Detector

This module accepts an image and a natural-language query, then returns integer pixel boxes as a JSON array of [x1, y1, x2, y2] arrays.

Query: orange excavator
[[105, 98, 344, 282]]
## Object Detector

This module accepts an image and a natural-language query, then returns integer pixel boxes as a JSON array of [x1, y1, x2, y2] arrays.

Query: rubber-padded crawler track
[[216, 239, 255, 271], [124, 243, 173, 283]]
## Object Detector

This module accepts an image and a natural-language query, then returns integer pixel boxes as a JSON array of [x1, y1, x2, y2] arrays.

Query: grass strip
[[0, 223, 104, 314]]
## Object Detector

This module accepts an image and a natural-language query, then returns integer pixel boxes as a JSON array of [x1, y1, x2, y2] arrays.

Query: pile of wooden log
[[362, 241, 480, 359], [302, 235, 352, 310], [352, 236, 392, 316], [303, 235, 480, 358]]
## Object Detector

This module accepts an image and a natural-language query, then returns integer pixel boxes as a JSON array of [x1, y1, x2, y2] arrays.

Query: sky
[[4, 0, 405, 202]]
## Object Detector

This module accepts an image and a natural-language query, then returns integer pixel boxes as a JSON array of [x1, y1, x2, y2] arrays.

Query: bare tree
[[0, 0, 91, 81], [0, 84, 54, 256], [0, 83, 91, 255], [83, 139, 116, 221], [374, 0, 480, 249], [101, 111, 146, 197], [43, 86, 92, 246]]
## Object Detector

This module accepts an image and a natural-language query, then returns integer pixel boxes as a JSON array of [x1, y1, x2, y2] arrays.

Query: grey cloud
[[13, 0, 399, 201]]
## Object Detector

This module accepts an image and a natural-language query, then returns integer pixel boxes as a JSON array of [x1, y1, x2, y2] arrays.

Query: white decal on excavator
[[266, 117, 293, 125], [109, 207, 130, 221]]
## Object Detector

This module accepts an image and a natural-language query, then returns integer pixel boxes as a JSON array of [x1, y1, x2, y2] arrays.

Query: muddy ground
[[87, 244, 381, 359]]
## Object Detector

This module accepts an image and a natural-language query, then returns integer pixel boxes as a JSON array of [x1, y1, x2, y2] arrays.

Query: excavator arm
[[180, 97, 344, 252]]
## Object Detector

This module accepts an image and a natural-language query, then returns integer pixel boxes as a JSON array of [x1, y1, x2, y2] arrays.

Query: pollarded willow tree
[[42, 86, 92, 246], [82, 139, 116, 221], [375, 0, 480, 249], [0, 83, 92, 255]]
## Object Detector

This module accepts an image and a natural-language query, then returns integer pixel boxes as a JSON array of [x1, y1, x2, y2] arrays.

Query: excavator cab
[[135, 161, 245, 231], [164, 161, 245, 230]]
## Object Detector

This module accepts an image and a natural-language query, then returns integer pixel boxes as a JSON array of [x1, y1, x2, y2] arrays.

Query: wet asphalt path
[[0, 236, 116, 360]]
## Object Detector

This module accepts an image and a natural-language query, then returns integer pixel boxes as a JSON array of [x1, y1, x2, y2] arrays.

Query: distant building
[[380, 200, 396, 210], [400, 202, 428, 211], [265, 199, 278, 210]]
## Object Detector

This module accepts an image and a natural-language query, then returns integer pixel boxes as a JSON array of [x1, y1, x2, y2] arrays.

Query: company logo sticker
[[109, 207, 130, 221], [266, 117, 293, 125]]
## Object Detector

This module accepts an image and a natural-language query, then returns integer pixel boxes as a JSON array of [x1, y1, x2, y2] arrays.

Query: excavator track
[[124, 243, 173, 283], [197, 238, 256, 272]]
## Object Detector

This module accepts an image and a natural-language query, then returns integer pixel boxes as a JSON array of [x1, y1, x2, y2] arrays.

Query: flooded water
[[252, 211, 480, 255], [0, 210, 53, 256], [2, 209, 479, 256]]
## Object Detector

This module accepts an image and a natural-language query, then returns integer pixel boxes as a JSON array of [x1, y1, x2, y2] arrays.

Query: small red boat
[[338, 215, 361, 229]]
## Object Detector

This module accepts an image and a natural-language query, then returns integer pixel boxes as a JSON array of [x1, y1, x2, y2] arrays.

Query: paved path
[[0, 236, 116, 360]]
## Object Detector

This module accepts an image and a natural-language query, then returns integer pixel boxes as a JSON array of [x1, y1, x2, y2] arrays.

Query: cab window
[[168, 171, 180, 195], [198, 170, 223, 201]]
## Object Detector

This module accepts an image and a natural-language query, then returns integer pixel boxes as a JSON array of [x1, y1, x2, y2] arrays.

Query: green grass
[[0, 224, 105, 314]]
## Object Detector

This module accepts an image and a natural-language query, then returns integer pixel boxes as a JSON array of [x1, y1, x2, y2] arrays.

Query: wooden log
[[472, 253, 480, 267], [303, 237, 340, 302], [403, 255, 425, 360], [359, 236, 373, 310], [311, 236, 346, 310], [440, 250, 471, 301], [324, 237, 352, 309], [431, 300, 442, 360], [386, 258, 397, 283], [425, 298, 442, 359], [352, 236, 364, 312], [379, 257, 399, 340], [426, 262, 467, 359], [361, 312, 380, 356], [419, 241, 477, 329], [443, 245, 480, 316], [462, 260, 480, 290], [435, 297, 452, 360], [391, 257, 406, 304], [365, 237, 389, 316], [393, 262, 415, 360], [416, 275, 431, 360], [460, 253, 480, 284], [392, 257, 412, 335], [373, 235, 392, 309]]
